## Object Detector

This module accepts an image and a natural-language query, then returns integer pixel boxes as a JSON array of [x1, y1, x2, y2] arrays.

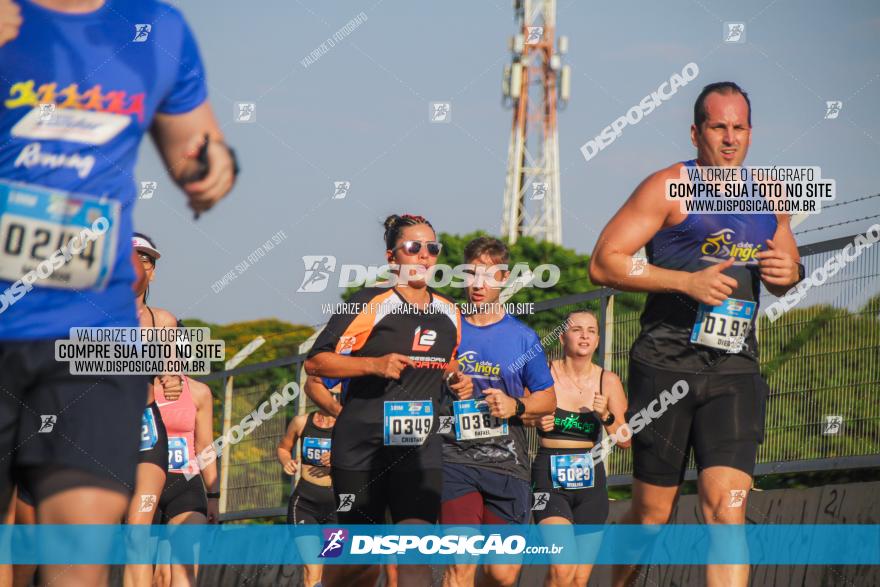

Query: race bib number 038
[[690, 297, 755, 352], [453, 399, 508, 441], [551, 453, 595, 490], [384, 401, 433, 446], [302, 437, 331, 466], [0, 181, 118, 290]]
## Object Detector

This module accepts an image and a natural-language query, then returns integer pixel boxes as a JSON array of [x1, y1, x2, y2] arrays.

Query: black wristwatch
[[206, 491, 220, 499], [601, 412, 615, 426], [796, 262, 806, 283], [514, 398, 526, 417]]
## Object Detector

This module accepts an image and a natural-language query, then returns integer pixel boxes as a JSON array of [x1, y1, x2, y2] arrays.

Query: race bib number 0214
[[0, 181, 118, 290], [139, 407, 158, 452], [550, 453, 595, 490], [383, 401, 433, 446], [690, 297, 755, 352], [453, 399, 508, 441]]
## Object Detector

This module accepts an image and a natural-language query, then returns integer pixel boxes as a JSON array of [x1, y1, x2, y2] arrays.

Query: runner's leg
[[611, 480, 680, 587]]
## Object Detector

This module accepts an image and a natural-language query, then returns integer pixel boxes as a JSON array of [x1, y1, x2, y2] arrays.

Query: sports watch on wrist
[[601, 412, 615, 426], [514, 398, 526, 417]]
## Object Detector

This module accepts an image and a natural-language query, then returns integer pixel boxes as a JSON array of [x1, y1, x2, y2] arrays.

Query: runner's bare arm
[[304, 376, 341, 417], [0, 0, 22, 47], [591, 165, 739, 306], [276, 415, 305, 475], [602, 371, 630, 448], [151, 102, 235, 214], [590, 166, 689, 294], [191, 379, 219, 493], [756, 214, 801, 297], [305, 351, 413, 380]]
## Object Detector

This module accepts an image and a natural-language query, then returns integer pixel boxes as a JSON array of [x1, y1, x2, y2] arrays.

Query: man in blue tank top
[[0, 2, 236, 584], [589, 82, 804, 587], [440, 237, 556, 587]]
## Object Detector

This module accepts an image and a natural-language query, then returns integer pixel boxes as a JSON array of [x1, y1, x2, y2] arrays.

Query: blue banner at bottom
[[0, 525, 877, 565]]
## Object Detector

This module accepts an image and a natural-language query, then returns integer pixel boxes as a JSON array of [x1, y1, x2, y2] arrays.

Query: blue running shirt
[[0, 0, 207, 339]]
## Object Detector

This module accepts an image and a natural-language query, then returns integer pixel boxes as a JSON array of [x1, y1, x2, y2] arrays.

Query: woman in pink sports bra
[[125, 233, 218, 587]]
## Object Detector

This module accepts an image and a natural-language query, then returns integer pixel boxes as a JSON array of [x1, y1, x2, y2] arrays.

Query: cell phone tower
[[501, 0, 570, 244]]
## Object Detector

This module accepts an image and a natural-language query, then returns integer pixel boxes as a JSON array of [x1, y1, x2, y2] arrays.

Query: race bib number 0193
[[0, 181, 118, 290], [550, 453, 595, 490], [690, 297, 755, 352], [383, 401, 433, 446], [302, 437, 331, 466], [453, 399, 508, 441]]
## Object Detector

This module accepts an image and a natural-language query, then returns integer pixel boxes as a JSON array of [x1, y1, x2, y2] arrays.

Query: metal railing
[[206, 233, 880, 521]]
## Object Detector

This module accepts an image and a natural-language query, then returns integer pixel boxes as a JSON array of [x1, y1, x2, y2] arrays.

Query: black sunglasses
[[392, 240, 442, 256]]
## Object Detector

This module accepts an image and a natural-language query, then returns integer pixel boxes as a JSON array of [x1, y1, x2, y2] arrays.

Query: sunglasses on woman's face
[[392, 240, 442, 256], [138, 253, 156, 267]]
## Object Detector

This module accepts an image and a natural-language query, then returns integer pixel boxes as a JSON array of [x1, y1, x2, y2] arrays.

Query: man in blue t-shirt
[[441, 237, 556, 587], [0, 1, 236, 583]]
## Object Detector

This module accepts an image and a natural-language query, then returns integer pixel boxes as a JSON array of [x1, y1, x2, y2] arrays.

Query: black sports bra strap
[[599, 368, 605, 395]]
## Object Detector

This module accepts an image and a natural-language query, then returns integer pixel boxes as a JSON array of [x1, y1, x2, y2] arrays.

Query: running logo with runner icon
[[138, 494, 157, 513], [337, 494, 355, 512], [38, 103, 56, 122], [824, 101, 843, 120], [140, 181, 157, 200], [333, 181, 351, 200], [298, 255, 337, 292], [724, 23, 745, 43], [532, 492, 549, 511], [319, 528, 348, 558], [438, 416, 454, 434], [823, 415, 843, 435], [133, 24, 152, 42], [728, 489, 747, 508], [430, 102, 451, 123], [39, 415, 57, 433], [526, 26, 544, 44], [235, 102, 256, 123]]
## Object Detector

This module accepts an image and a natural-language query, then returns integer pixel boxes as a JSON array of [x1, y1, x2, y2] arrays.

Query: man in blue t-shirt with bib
[[440, 236, 556, 587], [0, 1, 236, 583]]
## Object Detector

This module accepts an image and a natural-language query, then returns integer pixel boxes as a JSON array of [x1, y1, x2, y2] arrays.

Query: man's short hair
[[464, 236, 510, 266], [693, 82, 751, 129]]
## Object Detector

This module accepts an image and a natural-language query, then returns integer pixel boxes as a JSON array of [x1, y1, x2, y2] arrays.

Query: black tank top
[[631, 159, 778, 374], [300, 412, 333, 469], [539, 368, 604, 442]]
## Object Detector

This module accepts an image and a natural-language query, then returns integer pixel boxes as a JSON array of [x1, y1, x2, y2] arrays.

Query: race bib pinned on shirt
[[302, 437, 331, 466], [0, 181, 119, 291], [550, 453, 595, 490], [167, 436, 189, 471], [690, 297, 755, 352], [383, 401, 433, 446], [453, 399, 508, 441], [139, 407, 158, 452]]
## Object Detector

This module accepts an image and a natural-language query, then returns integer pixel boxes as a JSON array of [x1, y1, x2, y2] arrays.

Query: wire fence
[[206, 232, 880, 521]]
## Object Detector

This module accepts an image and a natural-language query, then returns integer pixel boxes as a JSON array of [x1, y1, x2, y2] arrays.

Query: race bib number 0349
[[690, 297, 755, 352], [550, 453, 595, 490], [0, 181, 118, 290], [453, 399, 508, 441], [383, 401, 433, 446]]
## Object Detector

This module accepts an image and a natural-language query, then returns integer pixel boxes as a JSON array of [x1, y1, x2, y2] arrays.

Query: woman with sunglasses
[[125, 233, 174, 587], [129, 234, 219, 587], [305, 214, 472, 587]]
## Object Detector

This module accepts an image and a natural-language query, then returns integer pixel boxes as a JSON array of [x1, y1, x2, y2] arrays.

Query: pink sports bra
[[155, 375, 197, 475]]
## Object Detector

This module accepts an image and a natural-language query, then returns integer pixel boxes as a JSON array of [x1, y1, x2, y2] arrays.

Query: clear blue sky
[[135, 0, 880, 328]]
